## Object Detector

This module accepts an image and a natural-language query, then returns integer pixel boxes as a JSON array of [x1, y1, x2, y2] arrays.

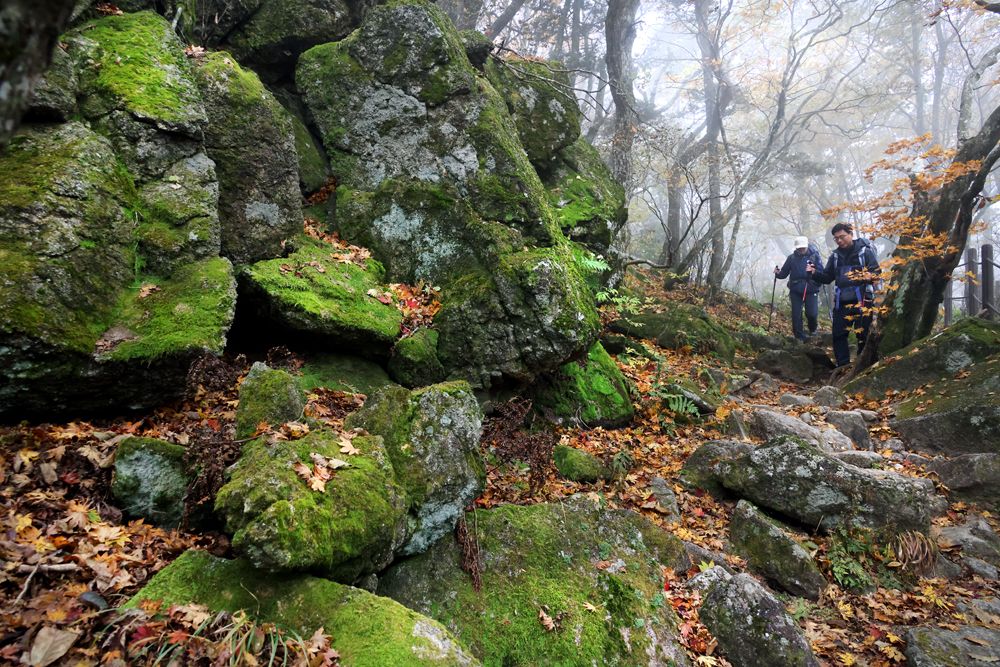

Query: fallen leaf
[[29, 626, 80, 667], [538, 608, 555, 632]]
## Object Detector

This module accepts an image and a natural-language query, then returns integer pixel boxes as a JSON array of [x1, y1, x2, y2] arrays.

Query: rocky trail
[[3, 277, 1000, 667]]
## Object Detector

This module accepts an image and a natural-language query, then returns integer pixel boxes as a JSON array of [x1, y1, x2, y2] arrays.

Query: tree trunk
[[0, 0, 77, 145], [855, 103, 1000, 371], [605, 0, 640, 189]]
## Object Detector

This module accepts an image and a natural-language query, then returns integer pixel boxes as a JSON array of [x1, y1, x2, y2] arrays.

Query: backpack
[[832, 238, 877, 307]]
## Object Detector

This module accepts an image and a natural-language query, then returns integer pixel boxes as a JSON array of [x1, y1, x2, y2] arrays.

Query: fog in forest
[[441, 0, 1000, 304]]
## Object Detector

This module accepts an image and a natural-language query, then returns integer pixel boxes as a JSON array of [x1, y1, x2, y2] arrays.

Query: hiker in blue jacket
[[807, 223, 880, 368], [774, 236, 822, 342]]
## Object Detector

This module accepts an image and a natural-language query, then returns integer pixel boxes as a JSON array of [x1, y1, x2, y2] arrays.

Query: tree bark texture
[[0, 0, 77, 145], [605, 0, 640, 189]]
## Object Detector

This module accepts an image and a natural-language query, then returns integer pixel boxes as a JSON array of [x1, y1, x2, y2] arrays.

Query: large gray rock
[[934, 515, 1000, 566], [926, 454, 1000, 507], [193, 52, 301, 263], [296, 0, 600, 388], [346, 381, 485, 555], [826, 410, 871, 450], [847, 318, 1000, 397], [682, 436, 942, 534], [891, 354, 1000, 455], [128, 550, 480, 666], [813, 385, 845, 408], [905, 625, 1000, 667], [378, 496, 692, 667], [112, 437, 190, 528], [692, 569, 819, 667], [754, 348, 814, 383], [748, 408, 853, 452], [728, 500, 826, 601]]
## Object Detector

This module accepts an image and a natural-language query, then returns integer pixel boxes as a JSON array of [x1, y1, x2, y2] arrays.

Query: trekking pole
[[767, 268, 778, 331]]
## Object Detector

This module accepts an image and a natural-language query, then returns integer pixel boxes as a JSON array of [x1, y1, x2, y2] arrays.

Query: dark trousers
[[831, 300, 872, 367], [789, 289, 818, 341]]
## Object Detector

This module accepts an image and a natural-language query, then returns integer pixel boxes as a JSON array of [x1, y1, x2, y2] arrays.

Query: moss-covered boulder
[[683, 436, 941, 535], [378, 496, 692, 667], [215, 429, 409, 581], [112, 437, 190, 528], [0, 124, 236, 419], [238, 236, 403, 356], [72, 12, 207, 176], [728, 500, 826, 601], [298, 353, 396, 395], [532, 343, 634, 427], [235, 362, 306, 439], [543, 138, 627, 258], [296, 0, 600, 388], [846, 318, 1000, 397], [904, 625, 1000, 667], [346, 381, 484, 555], [226, 0, 353, 76], [609, 304, 737, 363], [193, 52, 301, 263], [552, 444, 610, 482], [692, 569, 819, 667], [60, 10, 223, 275], [128, 550, 480, 666], [26, 40, 78, 122], [288, 109, 330, 194], [890, 354, 1000, 455], [389, 329, 447, 387], [484, 57, 582, 174]]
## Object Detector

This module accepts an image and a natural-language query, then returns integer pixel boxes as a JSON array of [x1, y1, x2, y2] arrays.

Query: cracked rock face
[[297, 0, 600, 388]]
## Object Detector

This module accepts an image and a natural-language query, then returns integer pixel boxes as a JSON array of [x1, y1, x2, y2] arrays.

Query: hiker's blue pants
[[789, 290, 818, 342], [831, 301, 871, 367]]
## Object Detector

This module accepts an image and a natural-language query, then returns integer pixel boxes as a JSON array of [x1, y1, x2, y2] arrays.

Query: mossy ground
[[127, 550, 477, 667]]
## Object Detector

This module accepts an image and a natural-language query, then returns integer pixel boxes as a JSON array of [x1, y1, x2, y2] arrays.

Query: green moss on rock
[[484, 56, 582, 174], [215, 430, 408, 580], [298, 353, 396, 395], [76, 11, 206, 129], [609, 303, 737, 363], [533, 343, 634, 427], [378, 497, 691, 666], [235, 362, 306, 439], [127, 550, 480, 666], [847, 317, 1000, 397], [239, 236, 403, 354], [552, 444, 610, 482], [103, 257, 236, 362], [545, 138, 627, 256], [389, 329, 447, 387], [345, 381, 485, 554]]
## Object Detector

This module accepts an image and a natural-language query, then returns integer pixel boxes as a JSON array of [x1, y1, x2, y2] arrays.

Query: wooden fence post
[[983, 244, 995, 320], [966, 247, 980, 315]]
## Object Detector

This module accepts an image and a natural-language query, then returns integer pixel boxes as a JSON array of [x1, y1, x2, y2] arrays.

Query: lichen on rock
[[112, 436, 191, 528], [346, 380, 485, 555]]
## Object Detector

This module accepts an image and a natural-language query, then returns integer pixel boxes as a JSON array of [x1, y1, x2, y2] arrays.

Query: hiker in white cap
[[774, 236, 823, 342]]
